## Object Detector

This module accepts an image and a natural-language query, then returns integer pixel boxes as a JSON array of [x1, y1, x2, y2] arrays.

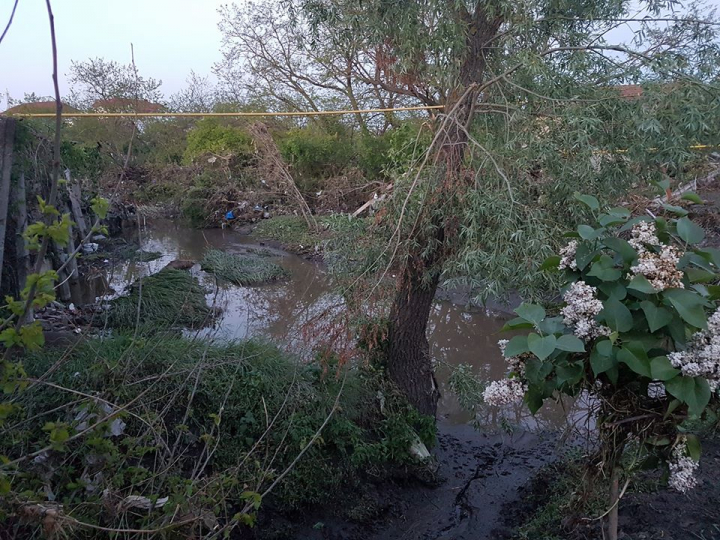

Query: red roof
[[2, 101, 81, 115], [92, 98, 165, 113], [616, 85, 643, 99]]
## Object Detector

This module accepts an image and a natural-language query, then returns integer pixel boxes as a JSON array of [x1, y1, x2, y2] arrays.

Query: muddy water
[[95, 220, 580, 431]]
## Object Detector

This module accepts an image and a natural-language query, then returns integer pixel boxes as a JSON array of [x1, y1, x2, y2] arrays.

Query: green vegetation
[[184, 118, 254, 164], [253, 214, 369, 255], [485, 199, 720, 538], [107, 268, 212, 329], [200, 248, 288, 285], [1, 336, 434, 536]]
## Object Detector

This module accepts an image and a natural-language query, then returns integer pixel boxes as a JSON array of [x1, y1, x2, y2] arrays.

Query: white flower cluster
[[498, 339, 525, 376], [561, 281, 611, 340], [668, 308, 720, 393], [482, 379, 526, 406], [668, 439, 699, 493], [629, 245, 685, 291], [559, 240, 579, 270], [628, 221, 660, 252]]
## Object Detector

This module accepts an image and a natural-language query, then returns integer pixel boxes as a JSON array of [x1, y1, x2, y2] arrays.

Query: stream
[[86, 219, 583, 433], [79, 219, 591, 539]]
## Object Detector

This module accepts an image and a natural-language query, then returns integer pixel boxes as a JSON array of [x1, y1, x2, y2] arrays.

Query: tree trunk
[[0, 118, 17, 293], [383, 6, 502, 417], [387, 241, 444, 417]]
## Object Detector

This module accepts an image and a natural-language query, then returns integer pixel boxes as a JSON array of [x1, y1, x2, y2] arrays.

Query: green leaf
[[685, 434, 701, 461], [664, 289, 708, 329], [680, 192, 703, 205], [578, 224, 603, 240], [686, 268, 716, 284], [662, 203, 689, 217], [525, 385, 543, 414], [618, 346, 651, 378], [525, 358, 553, 385], [602, 237, 638, 263], [676, 217, 705, 245], [555, 334, 585, 353], [575, 244, 597, 270], [590, 340, 616, 376], [640, 301, 673, 332], [665, 376, 712, 417], [695, 247, 720, 268], [537, 317, 565, 336], [527, 333, 557, 361], [574, 192, 599, 211], [503, 335, 529, 357], [515, 303, 546, 326], [600, 296, 633, 332], [627, 274, 657, 294], [556, 362, 584, 386], [540, 255, 561, 271], [650, 356, 680, 381], [500, 317, 535, 332], [587, 262, 622, 282]]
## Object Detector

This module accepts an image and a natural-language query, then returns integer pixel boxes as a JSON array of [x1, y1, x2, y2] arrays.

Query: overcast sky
[[0, 0, 228, 109], [1, 0, 719, 111]]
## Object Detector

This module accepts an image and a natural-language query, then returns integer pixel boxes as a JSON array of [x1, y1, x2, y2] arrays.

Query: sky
[[0, 0, 228, 110], [1, 0, 720, 111]]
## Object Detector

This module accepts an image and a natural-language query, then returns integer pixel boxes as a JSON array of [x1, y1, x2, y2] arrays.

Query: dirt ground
[[254, 424, 557, 540]]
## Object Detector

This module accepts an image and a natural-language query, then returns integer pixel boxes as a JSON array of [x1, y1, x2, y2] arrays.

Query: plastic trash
[[225, 210, 235, 220]]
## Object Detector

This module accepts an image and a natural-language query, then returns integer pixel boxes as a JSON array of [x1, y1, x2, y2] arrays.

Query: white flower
[[668, 439, 699, 493], [482, 379, 526, 406], [628, 221, 659, 253], [668, 308, 720, 389], [559, 240, 579, 270], [498, 339, 526, 376], [561, 281, 611, 340], [629, 245, 684, 291]]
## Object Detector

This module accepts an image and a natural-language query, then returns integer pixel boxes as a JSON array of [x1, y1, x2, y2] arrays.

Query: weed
[[2, 336, 432, 536], [107, 268, 212, 329], [200, 249, 288, 286]]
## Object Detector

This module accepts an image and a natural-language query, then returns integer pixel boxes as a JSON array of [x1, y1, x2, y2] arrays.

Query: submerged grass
[[253, 214, 370, 254], [3, 335, 436, 537], [107, 267, 212, 329], [201, 248, 288, 285]]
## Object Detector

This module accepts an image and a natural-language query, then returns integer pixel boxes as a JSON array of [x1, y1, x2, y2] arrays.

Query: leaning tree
[[290, 0, 720, 416]]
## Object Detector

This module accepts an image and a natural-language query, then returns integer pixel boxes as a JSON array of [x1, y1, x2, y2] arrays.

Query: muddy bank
[[256, 423, 557, 540]]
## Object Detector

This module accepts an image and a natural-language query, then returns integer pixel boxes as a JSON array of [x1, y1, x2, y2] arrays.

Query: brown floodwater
[[93, 220, 587, 432]]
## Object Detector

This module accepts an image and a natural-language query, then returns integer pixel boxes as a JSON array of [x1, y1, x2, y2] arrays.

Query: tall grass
[[108, 268, 212, 329], [200, 248, 288, 286]]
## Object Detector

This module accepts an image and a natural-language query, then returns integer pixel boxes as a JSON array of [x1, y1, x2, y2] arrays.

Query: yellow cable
[[4, 104, 444, 118]]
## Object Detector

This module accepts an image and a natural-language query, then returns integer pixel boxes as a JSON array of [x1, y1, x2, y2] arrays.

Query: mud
[[255, 423, 557, 540]]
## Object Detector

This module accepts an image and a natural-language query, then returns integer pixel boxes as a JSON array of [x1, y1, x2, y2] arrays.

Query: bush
[[1, 336, 434, 537], [184, 118, 254, 164], [483, 193, 720, 537], [278, 125, 353, 186]]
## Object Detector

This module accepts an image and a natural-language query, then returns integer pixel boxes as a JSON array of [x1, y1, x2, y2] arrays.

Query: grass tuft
[[108, 268, 211, 329], [200, 248, 288, 286]]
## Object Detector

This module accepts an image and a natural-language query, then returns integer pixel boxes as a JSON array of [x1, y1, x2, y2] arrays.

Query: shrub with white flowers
[[483, 193, 720, 536]]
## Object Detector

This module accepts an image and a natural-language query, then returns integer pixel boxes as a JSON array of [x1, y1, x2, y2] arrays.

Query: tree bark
[[384, 7, 501, 417], [0, 118, 17, 293]]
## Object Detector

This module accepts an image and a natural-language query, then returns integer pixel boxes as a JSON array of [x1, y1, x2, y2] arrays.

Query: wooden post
[[10, 172, 33, 322], [66, 169, 89, 239], [0, 118, 17, 293]]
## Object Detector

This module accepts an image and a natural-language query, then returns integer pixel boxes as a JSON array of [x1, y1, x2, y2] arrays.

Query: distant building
[[2, 101, 81, 115], [91, 98, 165, 114]]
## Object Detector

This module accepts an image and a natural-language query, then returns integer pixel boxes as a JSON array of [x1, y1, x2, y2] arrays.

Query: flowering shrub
[[484, 193, 719, 514]]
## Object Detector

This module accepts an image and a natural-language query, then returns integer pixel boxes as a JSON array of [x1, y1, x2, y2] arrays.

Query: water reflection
[[90, 220, 585, 432]]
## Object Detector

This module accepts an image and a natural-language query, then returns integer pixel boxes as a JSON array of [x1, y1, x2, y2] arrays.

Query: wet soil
[[254, 424, 557, 540]]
